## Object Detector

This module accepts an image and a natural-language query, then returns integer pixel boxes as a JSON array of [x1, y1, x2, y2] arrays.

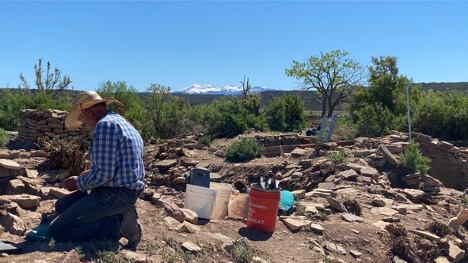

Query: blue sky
[[0, 1, 467, 92]]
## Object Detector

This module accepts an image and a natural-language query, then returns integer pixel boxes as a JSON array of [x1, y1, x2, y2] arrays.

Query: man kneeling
[[48, 91, 145, 249]]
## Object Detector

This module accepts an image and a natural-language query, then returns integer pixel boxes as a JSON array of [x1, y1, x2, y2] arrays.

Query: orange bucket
[[247, 187, 281, 232]]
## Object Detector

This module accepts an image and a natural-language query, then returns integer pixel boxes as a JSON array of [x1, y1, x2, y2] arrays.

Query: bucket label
[[248, 217, 265, 225], [249, 202, 267, 210]]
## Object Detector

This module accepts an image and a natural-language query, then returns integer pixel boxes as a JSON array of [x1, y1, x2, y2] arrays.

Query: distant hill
[[1, 81, 467, 111], [420, 82, 468, 91]]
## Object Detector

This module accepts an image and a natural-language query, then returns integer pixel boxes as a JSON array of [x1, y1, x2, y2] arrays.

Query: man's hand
[[79, 170, 90, 177], [60, 176, 79, 191]]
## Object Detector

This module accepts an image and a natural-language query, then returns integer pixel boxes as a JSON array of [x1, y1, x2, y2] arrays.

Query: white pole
[[405, 83, 412, 140]]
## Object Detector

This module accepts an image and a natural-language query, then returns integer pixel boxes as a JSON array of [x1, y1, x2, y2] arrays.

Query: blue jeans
[[48, 187, 139, 243]]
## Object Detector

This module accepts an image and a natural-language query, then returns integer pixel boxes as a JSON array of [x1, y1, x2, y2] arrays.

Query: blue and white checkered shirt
[[77, 111, 145, 192]]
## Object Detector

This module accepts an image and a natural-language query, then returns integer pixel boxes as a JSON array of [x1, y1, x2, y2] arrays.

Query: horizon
[[1, 1, 467, 92]]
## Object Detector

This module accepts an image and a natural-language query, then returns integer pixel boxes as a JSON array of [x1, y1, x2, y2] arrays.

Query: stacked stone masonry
[[17, 109, 92, 144]]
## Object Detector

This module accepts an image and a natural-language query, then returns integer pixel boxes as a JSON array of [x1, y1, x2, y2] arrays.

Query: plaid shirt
[[77, 111, 145, 192]]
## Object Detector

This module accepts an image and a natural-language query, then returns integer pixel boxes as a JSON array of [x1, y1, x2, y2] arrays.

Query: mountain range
[[176, 84, 275, 95]]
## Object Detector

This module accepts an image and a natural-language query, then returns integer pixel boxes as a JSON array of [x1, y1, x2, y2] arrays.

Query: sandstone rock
[[326, 197, 347, 212], [163, 216, 183, 230], [156, 159, 178, 168], [181, 221, 201, 233], [156, 199, 186, 222], [120, 251, 147, 263], [341, 213, 364, 222], [173, 177, 186, 184], [373, 220, 391, 230], [371, 207, 398, 216], [317, 182, 336, 190], [6, 179, 25, 195], [372, 199, 387, 207], [0, 159, 20, 170], [25, 169, 39, 179], [353, 149, 377, 157], [291, 148, 308, 158], [60, 249, 81, 263], [0, 150, 20, 159], [310, 223, 324, 234], [409, 229, 441, 241], [305, 189, 334, 198], [281, 217, 311, 231], [350, 249, 362, 258], [207, 232, 234, 247], [0, 212, 27, 235], [400, 189, 425, 203], [180, 208, 198, 224], [1, 194, 41, 209], [338, 169, 359, 181], [291, 172, 303, 178], [359, 167, 379, 179], [434, 257, 450, 263], [49, 187, 71, 199], [383, 217, 400, 223], [292, 190, 306, 200], [448, 241, 465, 263], [182, 241, 202, 252], [324, 242, 346, 255], [378, 145, 400, 167], [44, 169, 70, 183]]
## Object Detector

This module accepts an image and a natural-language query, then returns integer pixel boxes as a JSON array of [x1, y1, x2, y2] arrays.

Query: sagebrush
[[226, 139, 263, 162]]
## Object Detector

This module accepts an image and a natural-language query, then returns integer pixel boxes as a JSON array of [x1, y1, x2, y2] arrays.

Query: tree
[[286, 50, 365, 117], [19, 59, 72, 97]]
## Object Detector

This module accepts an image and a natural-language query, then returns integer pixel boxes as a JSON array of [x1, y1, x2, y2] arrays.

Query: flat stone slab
[[49, 187, 71, 199], [156, 159, 178, 168], [0, 159, 21, 170], [371, 207, 398, 216], [338, 169, 359, 180], [310, 223, 324, 234], [341, 213, 364, 222], [281, 217, 311, 231], [0, 194, 41, 209], [324, 242, 346, 255], [327, 197, 347, 212], [373, 220, 391, 230], [409, 229, 441, 241], [182, 241, 202, 252]]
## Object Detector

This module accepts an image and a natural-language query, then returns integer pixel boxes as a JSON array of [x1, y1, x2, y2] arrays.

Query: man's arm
[[76, 120, 120, 191]]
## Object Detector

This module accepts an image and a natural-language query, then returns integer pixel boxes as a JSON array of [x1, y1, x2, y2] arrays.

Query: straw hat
[[65, 91, 116, 130]]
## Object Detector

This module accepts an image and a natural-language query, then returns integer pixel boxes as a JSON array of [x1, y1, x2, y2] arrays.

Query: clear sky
[[0, 1, 467, 92]]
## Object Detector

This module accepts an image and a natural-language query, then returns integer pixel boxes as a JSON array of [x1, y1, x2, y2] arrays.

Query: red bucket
[[247, 187, 280, 232]]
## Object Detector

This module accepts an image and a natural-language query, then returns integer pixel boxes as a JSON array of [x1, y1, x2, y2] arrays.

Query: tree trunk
[[327, 97, 334, 117], [321, 94, 327, 117]]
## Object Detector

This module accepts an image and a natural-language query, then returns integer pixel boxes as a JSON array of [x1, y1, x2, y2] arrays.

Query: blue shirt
[[77, 111, 145, 192]]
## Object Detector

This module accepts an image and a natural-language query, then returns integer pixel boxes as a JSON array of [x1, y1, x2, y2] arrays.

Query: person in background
[[48, 91, 145, 249]]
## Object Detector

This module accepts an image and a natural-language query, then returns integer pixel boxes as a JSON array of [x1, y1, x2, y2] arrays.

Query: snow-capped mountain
[[180, 84, 273, 95]]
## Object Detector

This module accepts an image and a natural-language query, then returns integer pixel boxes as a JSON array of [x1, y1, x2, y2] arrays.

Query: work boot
[[120, 207, 142, 249]]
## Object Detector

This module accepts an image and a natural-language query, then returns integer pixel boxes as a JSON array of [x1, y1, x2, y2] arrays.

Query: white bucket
[[210, 183, 233, 220], [184, 184, 217, 219]]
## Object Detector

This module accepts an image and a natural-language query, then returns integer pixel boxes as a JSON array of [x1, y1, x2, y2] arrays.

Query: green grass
[[326, 150, 348, 165], [230, 241, 255, 263]]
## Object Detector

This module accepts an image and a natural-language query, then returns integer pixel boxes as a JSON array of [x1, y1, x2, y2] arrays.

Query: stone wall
[[16, 109, 92, 144]]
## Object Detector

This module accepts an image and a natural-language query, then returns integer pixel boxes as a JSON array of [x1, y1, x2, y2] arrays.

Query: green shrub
[[0, 128, 9, 148], [230, 240, 255, 263], [226, 139, 263, 162], [191, 97, 267, 138], [326, 150, 347, 165], [413, 90, 468, 140], [400, 140, 431, 173], [266, 94, 306, 132], [354, 103, 395, 137], [198, 134, 211, 146]]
